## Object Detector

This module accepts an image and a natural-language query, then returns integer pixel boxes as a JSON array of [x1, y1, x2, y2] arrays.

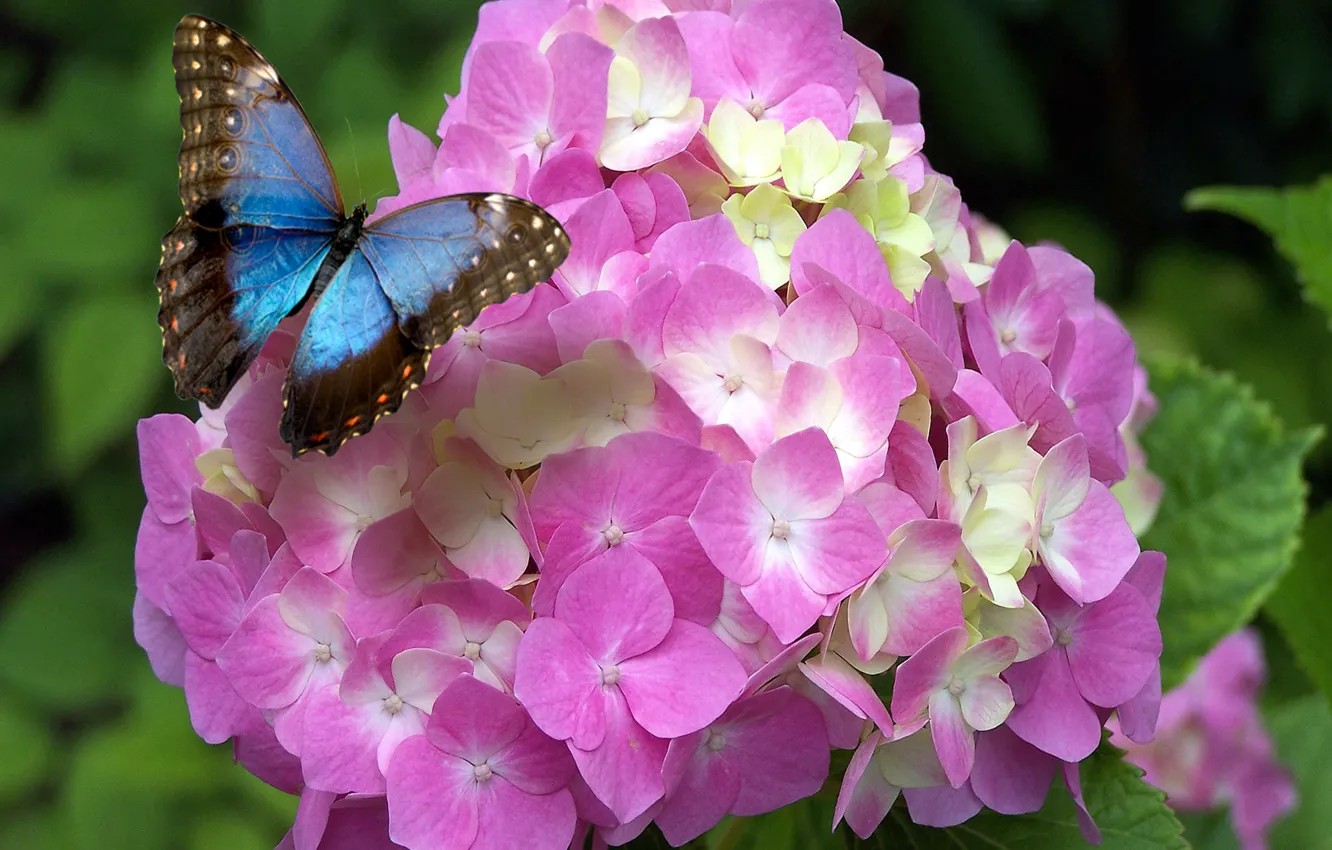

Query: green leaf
[[1139, 359, 1320, 688], [0, 246, 36, 359], [188, 812, 278, 850], [0, 545, 136, 711], [1186, 179, 1332, 326], [1266, 696, 1332, 850], [1265, 506, 1332, 704], [0, 693, 56, 804], [0, 809, 70, 850], [870, 744, 1186, 849], [45, 292, 166, 474]]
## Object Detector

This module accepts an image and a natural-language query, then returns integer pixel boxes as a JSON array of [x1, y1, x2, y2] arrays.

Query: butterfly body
[[157, 15, 569, 455]]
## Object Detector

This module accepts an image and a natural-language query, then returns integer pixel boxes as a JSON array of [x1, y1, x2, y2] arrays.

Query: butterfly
[[156, 15, 570, 456]]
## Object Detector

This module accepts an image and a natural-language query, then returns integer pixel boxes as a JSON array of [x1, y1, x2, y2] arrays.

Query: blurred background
[[0, 0, 1329, 847]]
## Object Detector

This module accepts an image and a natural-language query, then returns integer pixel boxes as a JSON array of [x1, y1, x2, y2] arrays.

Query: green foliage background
[[1, 0, 1331, 847]]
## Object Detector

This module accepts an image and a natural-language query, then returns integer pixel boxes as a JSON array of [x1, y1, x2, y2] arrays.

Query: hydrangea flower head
[[133, 1, 1170, 845]]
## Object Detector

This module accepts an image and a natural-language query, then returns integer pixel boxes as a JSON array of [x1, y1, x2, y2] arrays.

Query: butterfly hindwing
[[157, 15, 342, 407], [360, 194, 570, 349], [281, 248, 428, 456]]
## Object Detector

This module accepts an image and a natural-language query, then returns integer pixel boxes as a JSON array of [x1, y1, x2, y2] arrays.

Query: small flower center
[[723, 373, 744, 393], [1055, 627, 1073, 647], [1065, 396, 1077, 412], [947, 678, 966, 696], [487, 498, 505, 518], [355, 513, 375, 532], [747, 99, 765, 118], [632, 109, 650, 128], [472, 762, 493, 782], [608, 402, 627, 422], [383, 694, 404, 715], [753, 222, 770, 240], [705, 729, 727, 752], [603, 524, 625, 546], [771, 519, 790, 540], [463, 329, 483, 348], [534, 128, 554, 149], [313, 643, 333, 663], [999, 328, 1017, 345], [1039, 522, 1055, 540], [600, 664, 621, 687]]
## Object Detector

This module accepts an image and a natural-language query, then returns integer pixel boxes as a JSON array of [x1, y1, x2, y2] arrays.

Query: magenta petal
[[165, 559, 244, 660], [970, 725, 1056, 814], [135, 508, 198, 613], [569, 688, 669, 823], [721, 687, 829, 814], [619, 620, 745, 738], [883, 571, 964, 656], [1004, 650, 1103, 762], [1063, 760, 1102, 844], [890, 627, 968, 722], [930, 691, 975, 787], [512, 618, 604, 749], [1115, 665, 1161, 744], [835, 731, 894, 838], [1044, 482, 1140, 604], [492, 720, 576, 796], [388, 115, 436, 186], [137, 414, 201, 523], [428, 676, 527, 762], [133, 591, 186, 686], [183, 651, 253, 744], [1066, 583, 1161, 707], [529, 443, 618, 541], [549, 291, 628, 362], [650, 214, 760, 282], [352, 508, 444, 597], [472, 777, 577, 850], [385, 736, 480, 850], [690, 461, 769, 586], [556, 545, 674, 662], [799, 651, 893, 732], [656, 738, 741, 846], [903, 782, 984, 827], [630, 517, 724, 626], [609, 432, 722, 526], [465, 41, 552, 150], [740, 543, 826, 644]]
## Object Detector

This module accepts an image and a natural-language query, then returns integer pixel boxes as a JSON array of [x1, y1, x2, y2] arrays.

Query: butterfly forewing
[[157, 15, 343, 407], [360, 193, 571, 350]]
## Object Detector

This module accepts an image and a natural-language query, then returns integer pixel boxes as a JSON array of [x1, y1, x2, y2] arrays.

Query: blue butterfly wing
[[156, 15, 341, 406], [280, 248, 428, 455], [360, 194, 570, 349]]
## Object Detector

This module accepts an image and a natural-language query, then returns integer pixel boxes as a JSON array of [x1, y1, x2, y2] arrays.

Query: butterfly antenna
[[345, 117, 364, 203]]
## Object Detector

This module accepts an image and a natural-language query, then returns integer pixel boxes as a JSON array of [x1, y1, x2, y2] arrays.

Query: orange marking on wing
[[311, 431, 329, 442], [376, 393, 390, 404], [170, 316, 179, 332], [178, 352, 187, 369], [169, 278, 179, 293], [401, 364, 413, 379], [199, 387, 211, 396], [344, 415, 361, 428]]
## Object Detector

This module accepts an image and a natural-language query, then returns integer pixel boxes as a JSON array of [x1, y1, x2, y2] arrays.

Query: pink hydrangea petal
[[799, 651, 893, 732], [790, 211, 901, 310], [1062, 760, 1102, 844], [958, 674, 1014, 732], [650, 214, 760, 282], [216, 594, 317, 709], [630, 517, 724, 625], [471, 777, 577, 850], [233, 718, 303, 793], [752, 428, 845, 521], [718, 686, 829, 814], [786, 498, 885, 594], [690, 461, 770, 586], [929, 690, 975, 788], [137, 414, 201, 523], [947, 369, 1021, 433], [858, 481, 926, 539], [191, 487, 251, 562], [183, 650, 253, 743], [422, 578, 530, 637], [877, 305, 960, 400], [890, 626, 968, 722], [1066, 583, 1161, 707], [556, 545, 674, 662], [549, 291, 629, 362], [618, 619, 745, 737], [529, 148, 606, 220], [731, 0, 858, 109], [385, 736, 480, 850], [656, 734, 741, 846], [427, 675, 527, 763], [662, 264, 780, 367], [555, 190, 636, 297], [301, 683, 393, 794], [447, 516, 531, 588], [602, 102, 705, 172], [1043, 482, 1140, 604], [548, 32, 613, 152], [569, 687, 669, 823], [765, 82, 851, 135], [970, 725, 1056, 814], [676, 11, 747, 110], [388, 115, 437, 186], [1004, 650, 1103, 762], [776, 284, 858, 367], [741, 542, 826, 644], [165, 559, 244, 659], [133, 590, 186, 685], [530, 444, 619, 540], [953, 636, 1019, 681], [903, 781, 984, 827], [608, 432, 722, 526], [914, 277, 964, 367], [465, 42, 552, 151], [1115, 665, 1161, 744], [1029, 245, 1095, 317], [883, 572, 964, 656], [488, 720, 576, 797], [392, 648, 472, 713], [134, 508, 198, 613], [835, 731, 896, 838], [513, 618, 605, 750], [270, 470, 359, 574]]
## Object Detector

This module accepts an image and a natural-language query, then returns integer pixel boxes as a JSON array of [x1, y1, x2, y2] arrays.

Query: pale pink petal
[[216, 594, 317, 709], [690, 461, 770, 586], [301, 684, 393, 793], [776, 284, 858, 366], [1043, 482, 1140, 604], [751, 428, 844, 521], [953, 636, 1019, 681], [133, 591, 186, 685], [549, 291, 629, 362], [786, 492, 885, 595], [388, 115, 437, 186], [835, 731, 896, 838], [883, 572, 964, 656], [890, 627, 968, 722], [650, 214, 760, 282], [555, 190, 636, 297], [472, 778, 577, 850], [929, 690, 974, 787], [464, 42, 552, 154], [799, 652, 893, 732], [137, 414, 201, 524], [661, 264, 781, 367], [741, 541, 826, 644], [183, 651, 253, 743], [958, 675, 1015, 732]]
